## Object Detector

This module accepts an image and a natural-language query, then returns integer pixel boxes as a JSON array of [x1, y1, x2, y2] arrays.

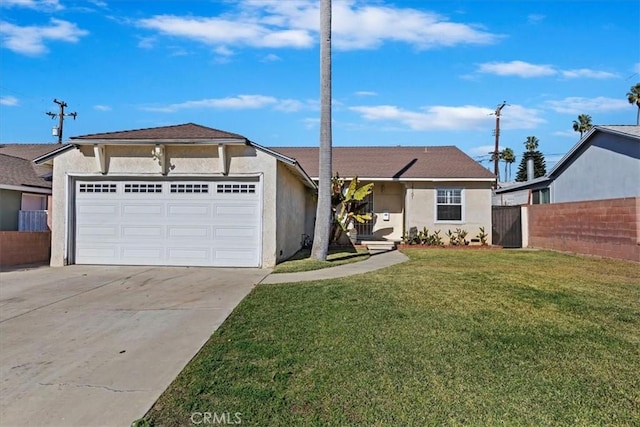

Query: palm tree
[[524, 136, 539, 152], [627, 83, 640, 125], [500, 147, 515, 181], [572, 114, 593, 138], [311, 0, 332, 261]]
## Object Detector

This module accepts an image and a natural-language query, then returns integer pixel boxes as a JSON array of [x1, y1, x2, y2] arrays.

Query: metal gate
[[492, 206, 522, 248]]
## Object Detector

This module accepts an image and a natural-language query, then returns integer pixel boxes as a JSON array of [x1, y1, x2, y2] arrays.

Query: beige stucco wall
[[275, 163, 310, 263], [404, 181, 493, 244], [49, 144, 290, 267]]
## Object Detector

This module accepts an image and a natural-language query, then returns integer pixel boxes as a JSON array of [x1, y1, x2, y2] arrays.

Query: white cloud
[[468, 144, 497, 157], [355, 91, 377, 97], [545, 96, 629, 114], [477, 60, 617, 80], [0, 96, 19, 106], [142, 95, 278, 113], [137, 36, 155, 49], [478, 60, 556, 77], [527, 14, 545, 24], [136, 0, 500, 52], [214, 46, 234, 56], [261, 53, 281, 62], [349, 103, 544, 131], [561, 69, 618, 79], [0, 0, 63, 11], [0, 18, 88, 56], [137, 15, 313, 50], [633, 63, 640, 74], [93, 105, 111, 111], [143, 94, 318, 113]]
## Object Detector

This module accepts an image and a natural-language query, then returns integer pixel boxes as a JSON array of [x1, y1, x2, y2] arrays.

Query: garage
[[33, 123, 316, 268], [74, 178, 261, 267]]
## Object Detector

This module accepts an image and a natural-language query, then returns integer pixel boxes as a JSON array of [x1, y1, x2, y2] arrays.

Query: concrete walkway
[[260, 250, 409, 284]]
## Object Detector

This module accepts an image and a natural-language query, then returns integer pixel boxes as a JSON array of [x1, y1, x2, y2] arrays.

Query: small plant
[[476, 226, 489, 246], [447, 228, 469, 246], [403, 227, 444, 246]]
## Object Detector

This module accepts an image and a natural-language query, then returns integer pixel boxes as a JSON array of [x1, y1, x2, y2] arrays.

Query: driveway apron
[[0, 265, 268, 427]]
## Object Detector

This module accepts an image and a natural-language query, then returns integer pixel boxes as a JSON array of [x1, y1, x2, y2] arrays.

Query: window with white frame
[[436, 188, 463, 221]]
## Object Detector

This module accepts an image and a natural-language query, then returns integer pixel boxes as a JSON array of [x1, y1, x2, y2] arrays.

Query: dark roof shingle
[[71, 123, 247, 141], [270, 146, 495, 179], [0, 154, 52, 189]]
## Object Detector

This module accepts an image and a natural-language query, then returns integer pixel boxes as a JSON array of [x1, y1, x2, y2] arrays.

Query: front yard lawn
[[144, 250, 639, 426], [272, 246, 369, 273]]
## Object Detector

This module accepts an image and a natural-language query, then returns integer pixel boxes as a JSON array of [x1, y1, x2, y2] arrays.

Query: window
[[216, 183, 256, 194], [125, 183, 162, 193], [532, 188, 550, 204], [79, 183, 116, 193], [171, 183, 209, 193], [436, 188, 462, 221]]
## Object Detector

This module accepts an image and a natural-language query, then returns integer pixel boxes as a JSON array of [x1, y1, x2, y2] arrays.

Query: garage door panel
[[77, 204, 118, 215], [215, 249, 259, 267], [167, 226, 210, 238], [167, 204, 211, 217], [121, 226, 164, 238], [75, 179, 261, 267], [77, 225, 119, 237], [122, 204, 164, 216], [122, 247, 164, 260]]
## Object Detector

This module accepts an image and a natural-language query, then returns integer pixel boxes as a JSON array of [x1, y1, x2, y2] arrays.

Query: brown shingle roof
[[270, 146, 495, 180], [0, 143, 60, 161], [71, 123, 247, 141], [0, 154, 52, 189]]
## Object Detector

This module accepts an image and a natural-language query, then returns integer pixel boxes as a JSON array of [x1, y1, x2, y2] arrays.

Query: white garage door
[[74, 179, 261, 267]]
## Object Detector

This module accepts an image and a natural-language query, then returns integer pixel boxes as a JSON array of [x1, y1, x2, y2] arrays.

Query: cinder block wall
[[0, 231, 51, 266], [527, 197, 639, 262]]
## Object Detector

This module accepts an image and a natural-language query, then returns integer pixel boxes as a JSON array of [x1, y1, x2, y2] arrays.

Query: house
[[34, 124, 316, 268], [35, 123, 495, 268], [492, 125, 639, 262], [494, 125, 640, 205], [0, 144, 58, 231], [273, 146, 496, 243]]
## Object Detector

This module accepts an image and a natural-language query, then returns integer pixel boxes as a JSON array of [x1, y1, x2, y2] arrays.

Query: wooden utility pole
[[46, 99, 77, 144], [493, 101, 507, 181]]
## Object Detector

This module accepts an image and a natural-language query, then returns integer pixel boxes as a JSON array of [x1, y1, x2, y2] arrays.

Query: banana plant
[[331, 174, 374, 242]]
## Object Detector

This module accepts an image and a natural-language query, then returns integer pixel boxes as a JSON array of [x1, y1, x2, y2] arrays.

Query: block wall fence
[[0, 231, 51, 266], [526, 197, 639, 262]]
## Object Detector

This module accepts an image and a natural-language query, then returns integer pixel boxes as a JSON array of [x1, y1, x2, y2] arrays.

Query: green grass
[[144, 250, 640, 426], [271, 246, 370, 273]]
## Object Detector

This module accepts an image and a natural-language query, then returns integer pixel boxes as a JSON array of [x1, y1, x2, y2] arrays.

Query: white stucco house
[[35, 123, 495, 268], [35, 123, 316, 268]]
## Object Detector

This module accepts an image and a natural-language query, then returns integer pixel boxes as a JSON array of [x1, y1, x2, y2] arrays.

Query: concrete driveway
[[0, 265, 269, 427]]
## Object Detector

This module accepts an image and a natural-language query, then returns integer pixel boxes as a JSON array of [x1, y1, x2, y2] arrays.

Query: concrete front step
[[361, 240, 397, 254]]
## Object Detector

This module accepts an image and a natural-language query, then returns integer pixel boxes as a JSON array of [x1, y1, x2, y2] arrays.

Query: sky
[[1, 0, 639, 172]]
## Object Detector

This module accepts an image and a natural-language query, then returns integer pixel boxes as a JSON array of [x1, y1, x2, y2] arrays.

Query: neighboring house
[[273, 146, 495, 243], [35, 123, 316, 268], [494, 125, 640, 205], [0, 144, 58, 231]]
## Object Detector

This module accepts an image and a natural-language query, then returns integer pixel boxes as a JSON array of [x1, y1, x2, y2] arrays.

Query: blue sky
[[1, 0, 639, 171]]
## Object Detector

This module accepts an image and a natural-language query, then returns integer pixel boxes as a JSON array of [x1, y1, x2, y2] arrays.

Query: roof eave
[[249, 141, 317, 190], [33, 143, 77, 164], [69, 138, 248, 145]]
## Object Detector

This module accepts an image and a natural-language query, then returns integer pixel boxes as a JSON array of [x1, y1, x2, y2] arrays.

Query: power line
[[46, 99, 77, 144]]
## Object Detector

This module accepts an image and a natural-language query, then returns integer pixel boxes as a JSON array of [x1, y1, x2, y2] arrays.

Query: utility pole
[[46, 99, 77, 144], [493, 101, 507, 183]]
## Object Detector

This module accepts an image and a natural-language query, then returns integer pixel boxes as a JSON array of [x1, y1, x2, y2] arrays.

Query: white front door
[[74, 179, 261, 267]]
